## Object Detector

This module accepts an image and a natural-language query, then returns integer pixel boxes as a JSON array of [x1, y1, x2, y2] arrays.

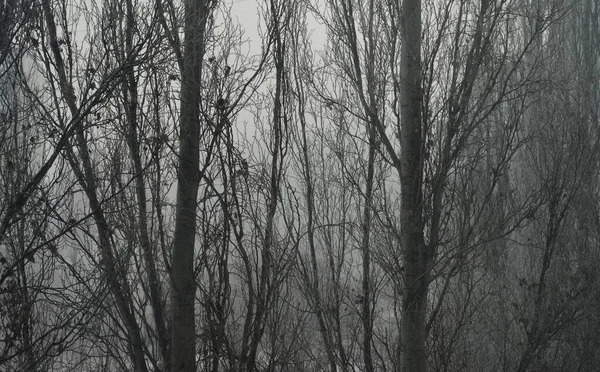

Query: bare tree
[[3, 1, 600, 372], [170, 0, 214, 370]]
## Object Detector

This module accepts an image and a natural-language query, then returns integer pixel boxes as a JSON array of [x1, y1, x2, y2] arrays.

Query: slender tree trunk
[[244, 7, 284, 369], [297, 86, 338, 372], [361, 122, 376, 372], [399, 0, 426, 372], [171, 0, 208, 371], [123, 0, 169, 366], [41, 1, 149, 371], [361, 2, 378, 370]]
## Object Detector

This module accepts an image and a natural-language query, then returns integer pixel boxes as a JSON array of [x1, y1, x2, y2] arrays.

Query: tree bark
[[399, 1, 426, 372], [171, 0, 208, 371]]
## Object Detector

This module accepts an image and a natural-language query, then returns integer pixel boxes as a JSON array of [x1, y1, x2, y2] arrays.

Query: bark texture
[[399, 0, 427, 371], [171, 0, 208, 371]]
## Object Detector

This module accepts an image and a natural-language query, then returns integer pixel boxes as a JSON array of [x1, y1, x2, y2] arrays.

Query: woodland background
[[1, 0, 599, 371]]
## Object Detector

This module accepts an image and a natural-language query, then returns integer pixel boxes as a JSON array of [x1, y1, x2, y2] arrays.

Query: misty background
[[1, 0, 599, 372]]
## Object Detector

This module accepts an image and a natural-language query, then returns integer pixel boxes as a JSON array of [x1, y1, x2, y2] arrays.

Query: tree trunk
[[298, 82, 338, 372], [361, 122, 376, 372], [123, 0, 169, 366], [41, 1, 149, 371], [399, 0, 426, 372], [171, 0, 208, 371]]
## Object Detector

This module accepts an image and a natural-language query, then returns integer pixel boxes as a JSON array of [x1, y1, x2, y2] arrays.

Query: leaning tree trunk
[[41, 1, 150, 370], [171, 0, 208, 371], [399, 0, 427, 372]]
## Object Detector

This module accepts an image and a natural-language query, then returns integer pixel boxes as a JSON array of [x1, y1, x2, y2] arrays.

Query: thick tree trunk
[[171, 0, 207, 371], [399, 0, 426, 372]]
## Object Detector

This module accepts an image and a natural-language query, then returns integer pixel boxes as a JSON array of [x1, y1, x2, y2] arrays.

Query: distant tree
[[0, 49, 97, 372]]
